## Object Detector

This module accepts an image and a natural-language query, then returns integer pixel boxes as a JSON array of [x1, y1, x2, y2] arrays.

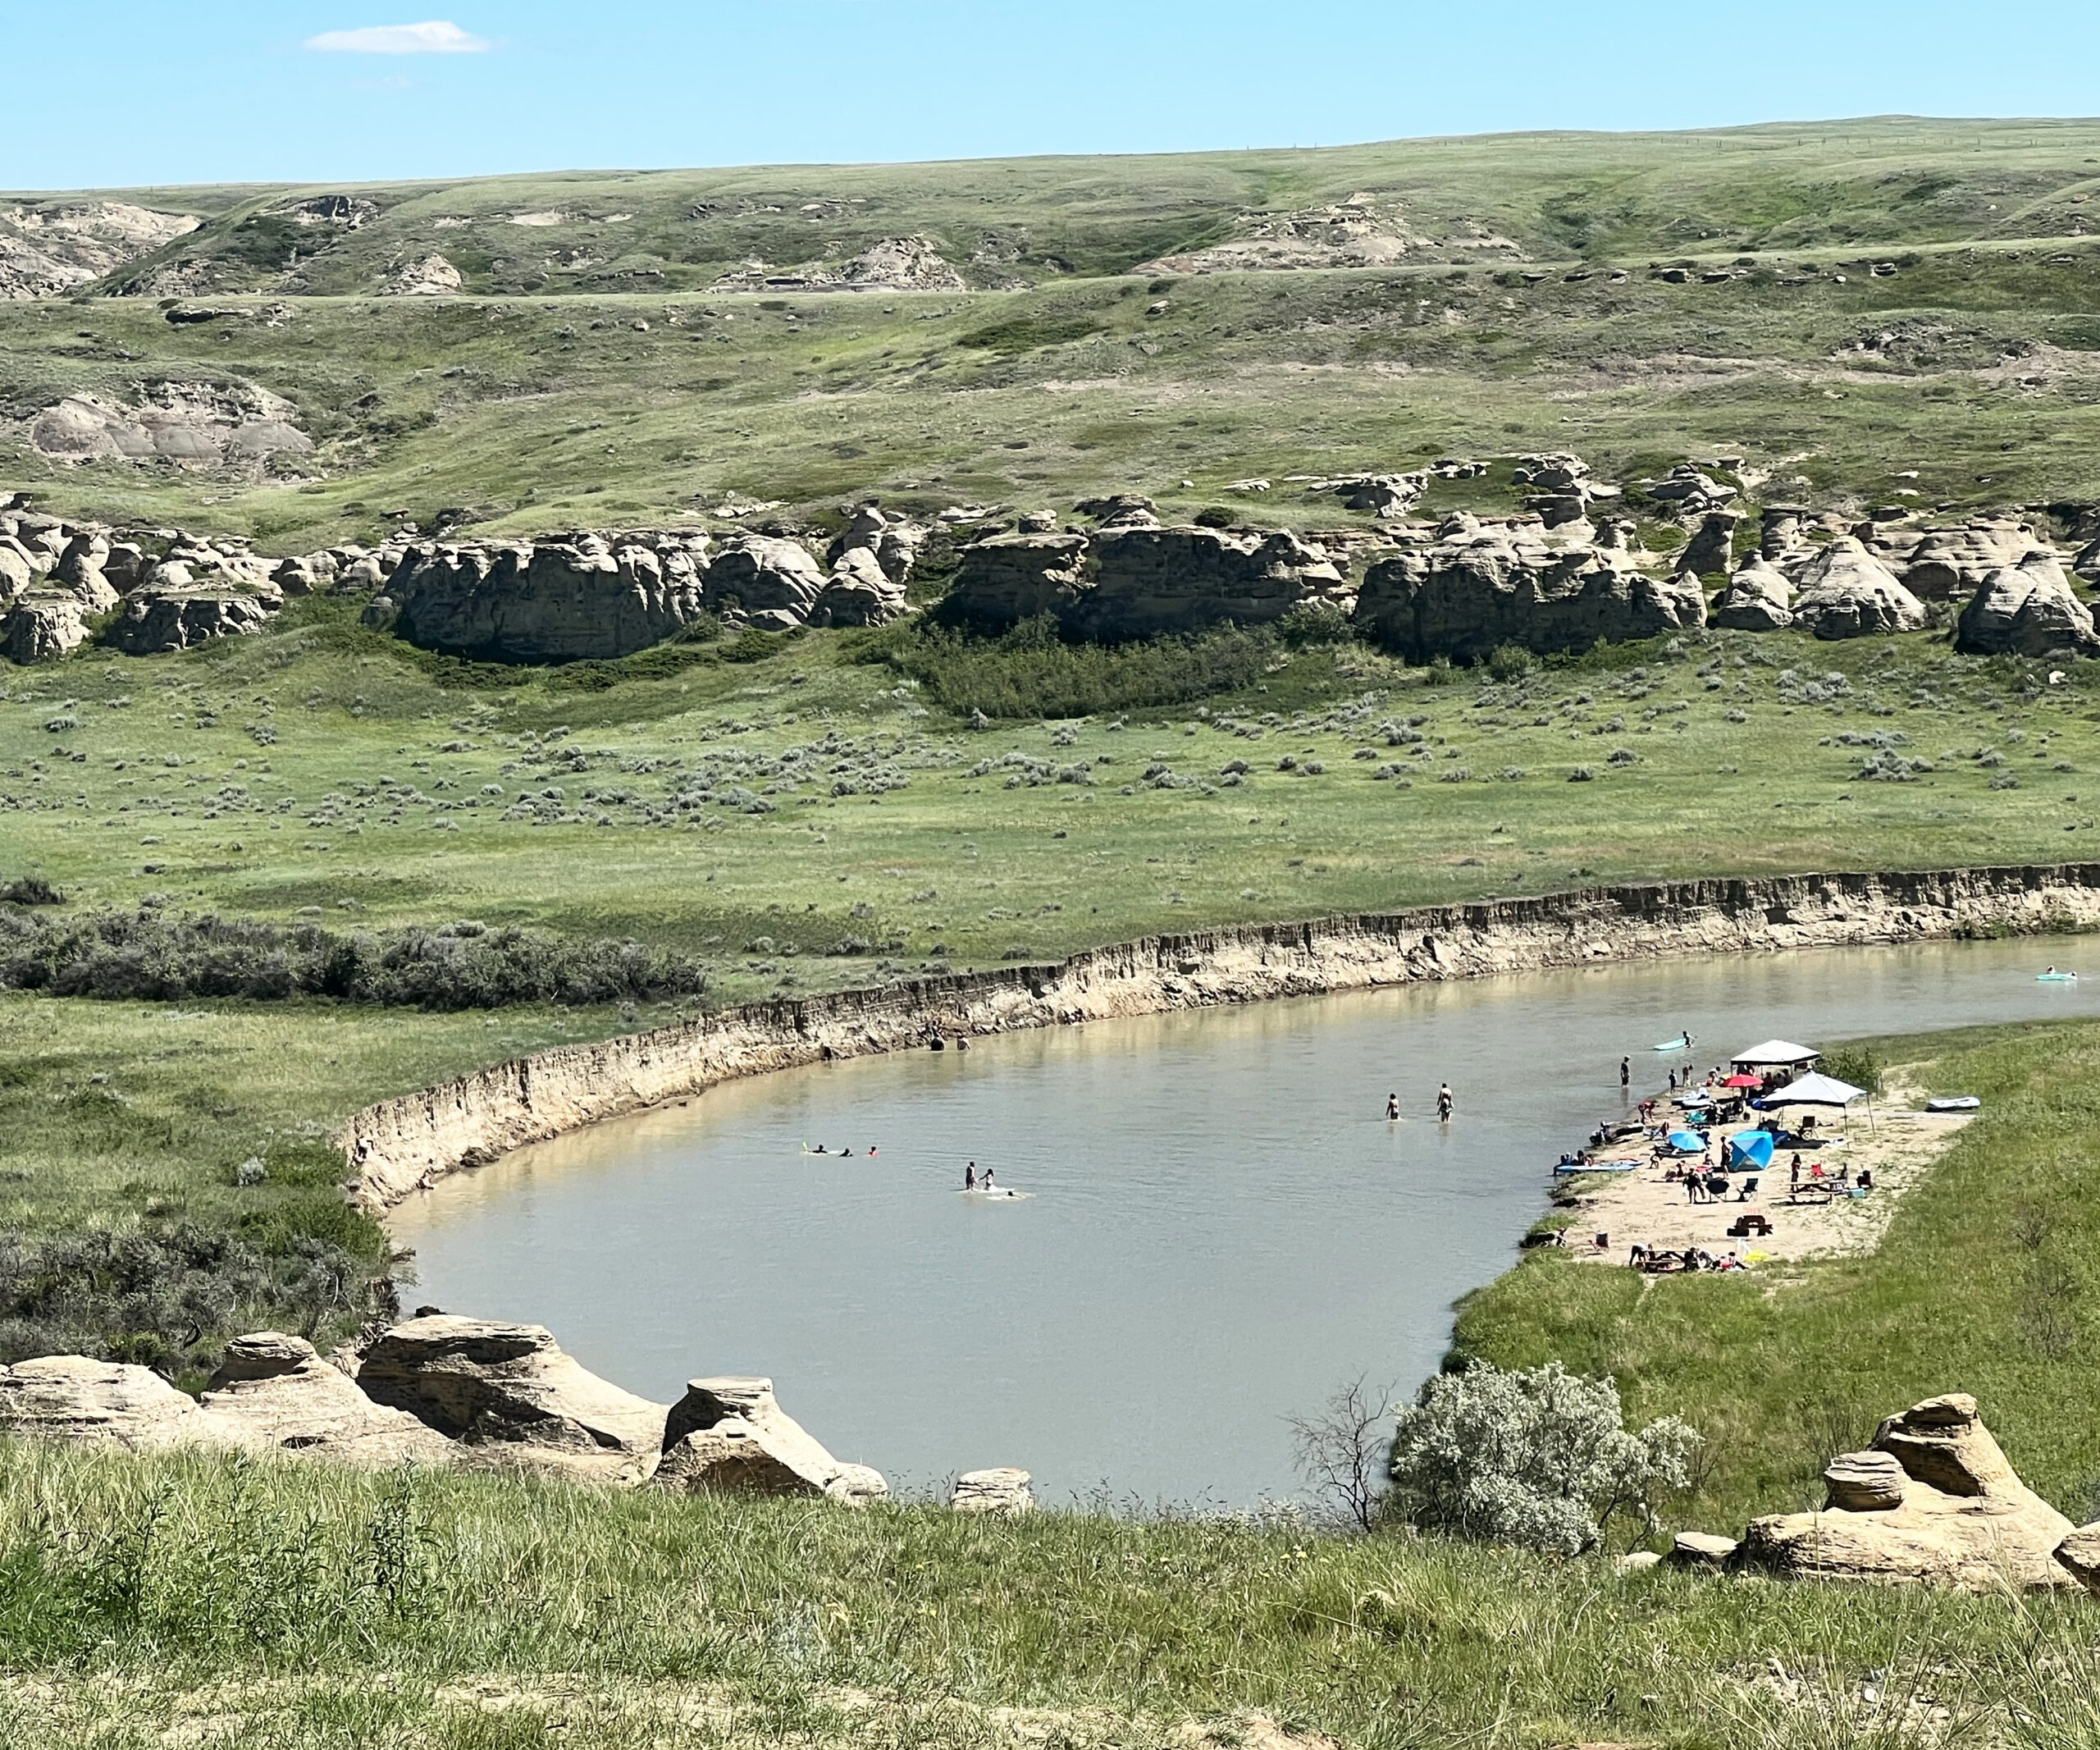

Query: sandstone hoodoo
[[655, 1376, 888, 1503], [945, 531, 1091, 629], [388, 533, 710, 662], [355, 1314, 671, 1479], [1954, 547, 2100, 657], [1898, 519, 2041, 600], [1787, 537, 1928, 639], [1351, 514, 1704, 662], [1075, 523, 1352, 640], [1735, 1393, 2075, 1590], [185, 1332, 458, 1468], [703, 532, 829, 631], [107, 583, 274, 655], [0, 1355, 201, 1448], [1707, 555, 1793, 631]]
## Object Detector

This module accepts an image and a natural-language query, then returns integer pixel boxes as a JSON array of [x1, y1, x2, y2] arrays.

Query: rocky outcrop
[[0, 1356, 197, 1446], [1901, 520, 2040, 600], [945, 532, 1091, 629], [1955, 549, 2100, 657], [950, 1468, 1034, 1515], [710, 235, 966, 295], [390, 534, 710, 661], [812, 546, 908, 628], [1737, 1394, 2075, 1590], [1075, 524, 1351, 639], [1352, 515, 1703, 662], [824, 504, 924, 588], [1708, 557, 1793, 631], [655, 1377, 887, 1503], [342, 862, 2100, 1210], [387, 254, 462, 296], [1790, 538, 1927, 639], [0, 201, 200, 299], [354, 1315, 670, 1479], [185, 1332, 457, 1467], [106, 586, 272, 655], [1677, 510, 1741, 578], [704, 534, 828, 631], [2, 593, 95, 663], [1759, 505, 1813, 564], [25, 382, 311, 468]]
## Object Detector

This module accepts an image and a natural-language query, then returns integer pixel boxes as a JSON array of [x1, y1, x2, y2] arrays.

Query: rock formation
[[388, 534, 710, 661], [107, 585, 273, 656], [185, 1332, 457, 1467], [1955, 548, 2100, 657], [0, 200, 200, 299], [25, 383, 312, 468], [1760, 505, 1813, 565], [1789, 537, 1928, 638], [654, 1376, 887, 1503], [355, 1315, 670, 1480], [1074, 523, 1352, 639], [704, 533, 829, 631], [1737, 1393, 2075, 1590], [810, 505, 921, 627], [1353, 514, 1704, 661], [386, 254, 463, 296], [711, 235, 966, 294], [950, 1468, 1034, 1515], [1708, 556, 1793, 631], [0, 1356, 198, 1446], [945, 532, 1092, 629], [1677, 510, 1741, 578], [2, 594, 95, 663], [1900, 519, 2039, 600]]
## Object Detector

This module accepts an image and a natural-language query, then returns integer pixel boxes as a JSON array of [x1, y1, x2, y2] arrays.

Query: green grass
[[0, 1437, 2094, 1748], [12, 119, 2100, 548], [1456, 1017, 2100, 1540]]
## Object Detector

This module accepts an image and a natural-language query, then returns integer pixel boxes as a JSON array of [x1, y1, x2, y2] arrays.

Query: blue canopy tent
[[1728, 1130, 1775, 1172]]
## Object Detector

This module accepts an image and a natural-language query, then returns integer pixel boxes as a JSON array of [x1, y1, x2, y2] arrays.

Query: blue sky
[[9, 2, 2100, 191]]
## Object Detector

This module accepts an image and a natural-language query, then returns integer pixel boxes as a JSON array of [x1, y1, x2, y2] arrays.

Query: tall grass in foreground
[[0, 1440, 2093, 1747]]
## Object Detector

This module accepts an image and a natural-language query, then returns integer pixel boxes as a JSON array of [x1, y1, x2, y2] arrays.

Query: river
[[390, 933, 2090, 1506]]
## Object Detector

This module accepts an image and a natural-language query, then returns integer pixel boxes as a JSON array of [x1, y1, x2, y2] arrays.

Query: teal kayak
[[2038, 972, 2079, 983]]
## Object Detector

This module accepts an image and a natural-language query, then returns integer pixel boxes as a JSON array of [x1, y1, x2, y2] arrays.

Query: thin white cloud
[[304, 21, 491, 54]]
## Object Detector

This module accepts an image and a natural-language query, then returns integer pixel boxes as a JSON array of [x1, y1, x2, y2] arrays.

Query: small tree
[[1387, 1360, 1698, 1556], [1289, 1376, 1395, 1533]]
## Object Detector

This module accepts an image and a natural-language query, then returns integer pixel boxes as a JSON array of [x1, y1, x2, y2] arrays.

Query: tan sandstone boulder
[[1955, 549, 2100, 658], [185, 1332, 456, 1467], [950, 1467, 1034, 1515], [1708, 556, 1793, 631], [1737, 1393, 2075, 1590], [654, 1376, 887, 1504], [356, 1315, 669, 1481], [0, 1355, 198, 1446], [1790, 537, 1928, 638]]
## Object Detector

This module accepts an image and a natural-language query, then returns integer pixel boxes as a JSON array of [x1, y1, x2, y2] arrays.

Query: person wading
[[1436, 1083, 1454, 1123]]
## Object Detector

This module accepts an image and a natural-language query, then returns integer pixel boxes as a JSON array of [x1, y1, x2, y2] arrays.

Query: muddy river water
[[391, 934, 2089, 1505]]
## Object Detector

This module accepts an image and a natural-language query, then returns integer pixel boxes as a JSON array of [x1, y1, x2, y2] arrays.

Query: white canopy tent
[[1766, 1071, 1865, 1106], [1766, 1069, 1874, 1135], [1732, 1039, 1821, 1071]]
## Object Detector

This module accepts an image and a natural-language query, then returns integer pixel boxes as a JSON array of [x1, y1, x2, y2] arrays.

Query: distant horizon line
[[10, 111, 2100, 200]]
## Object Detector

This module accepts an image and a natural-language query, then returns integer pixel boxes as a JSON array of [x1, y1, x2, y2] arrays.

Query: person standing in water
[[1386, 1092, 1401, 1121], [1620, 1056, 1631, 1091], [1437, 1083, 1454, 1122], [982, 1167, 996, 1191], [964, 1162, 976, 1190]]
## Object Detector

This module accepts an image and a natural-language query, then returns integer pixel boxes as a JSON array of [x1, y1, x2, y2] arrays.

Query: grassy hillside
[[7, 118, 2100, 549], [0, 1434, 2091, 1748], [1459, 1017, 2100, 1538]]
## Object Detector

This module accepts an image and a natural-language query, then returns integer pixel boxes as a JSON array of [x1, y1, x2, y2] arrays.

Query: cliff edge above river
[[342, 863, 2100, 1210]]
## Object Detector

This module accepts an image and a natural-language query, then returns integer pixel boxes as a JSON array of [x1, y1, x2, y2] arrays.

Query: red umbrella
[[1721, 1073, 1762, 1088]]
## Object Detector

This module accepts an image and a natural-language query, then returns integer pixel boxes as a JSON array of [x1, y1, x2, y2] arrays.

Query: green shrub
[[1818, 1045, 1884, 1095], [1387, 1359, 1697, 1555], [886, 618, 1280, 720]]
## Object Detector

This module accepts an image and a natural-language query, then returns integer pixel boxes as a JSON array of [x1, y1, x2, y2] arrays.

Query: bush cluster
[[0, 1218, 383, 1374], [0, 909, 710, 1011], [886, 615, 1285, 720]]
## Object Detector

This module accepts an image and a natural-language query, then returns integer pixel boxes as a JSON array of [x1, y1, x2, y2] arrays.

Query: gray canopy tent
[[1732, 1039, 1822, 1073], [1765, 1069, 1874, 1135]]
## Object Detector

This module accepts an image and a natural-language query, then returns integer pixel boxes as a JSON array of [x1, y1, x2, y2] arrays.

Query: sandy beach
[[1547, 1081, 1973, 1268]]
